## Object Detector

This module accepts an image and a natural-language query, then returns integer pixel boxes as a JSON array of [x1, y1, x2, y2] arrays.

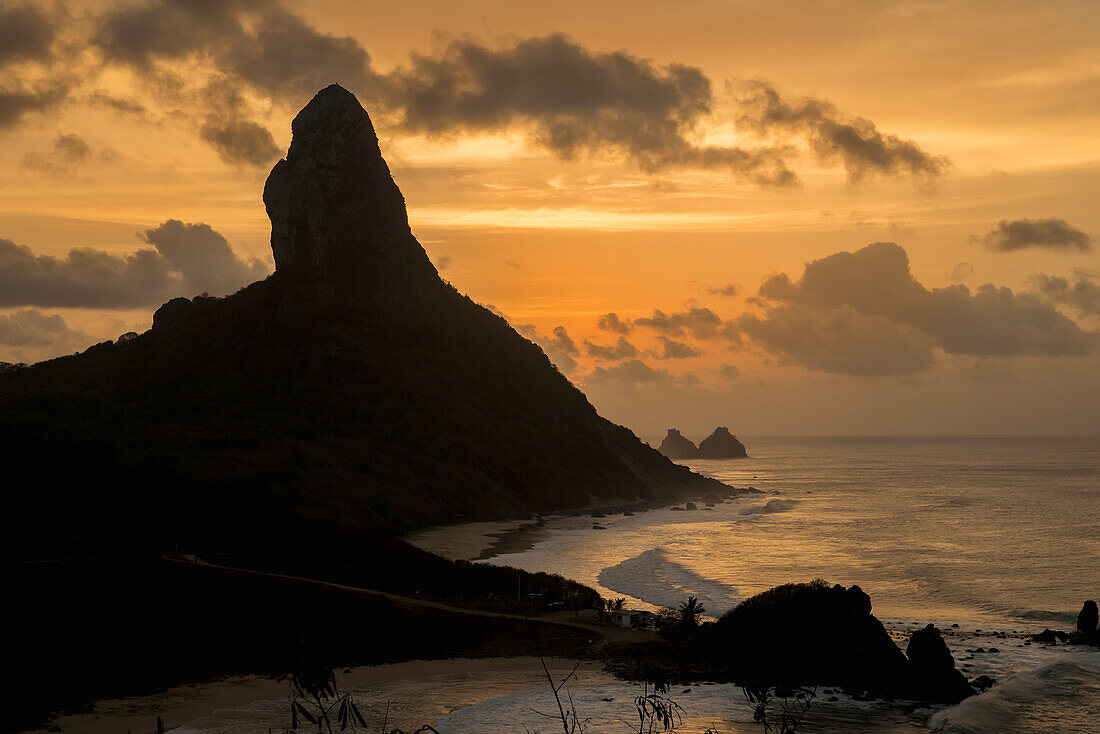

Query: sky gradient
[[1, 0, 1097, 435]]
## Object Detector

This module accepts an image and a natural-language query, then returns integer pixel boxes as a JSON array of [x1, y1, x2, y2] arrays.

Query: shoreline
[[30, 657, 606, 734], [406, 480, 758, 562]]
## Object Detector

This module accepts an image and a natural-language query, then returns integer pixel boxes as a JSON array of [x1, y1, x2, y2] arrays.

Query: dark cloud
[[0, 82, 70, 129], [635, 305, 736, 340], [7, 3, 942, 188], [597, 312, 632, 334], [1032, 271, 1100, 317], [737, 303, 936, 376], [504, 260, 521, 270], [19, 133, 113, 175], [587, 358, 674, 384], [706, 283, 739, 296], [584, 336, 638, 361], [516, 323, 578, 374], [0, 4, 56, 65], [978, 218, 1091, 253], [0, 237, 178, 308], [735, 80, 950, 186], [717, 364, 741, 380], [753, 241, 1095, 364], [434, 255, 451, 271], [88, 90, 148, 115], [951, 262, 974, 282], [654, 335, 703, 359], [0, 221, 269, 308], [0, 4, 71, 129], [0, 308, 89, 350], [95, 0, 373, 98], [378, 34, 795, 186], [94, 0, 373, 165], [139, 219, 269, 295], [199, 116, 280, 166]]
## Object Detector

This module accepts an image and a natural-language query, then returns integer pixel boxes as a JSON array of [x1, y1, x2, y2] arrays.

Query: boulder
[[151, 297, 192, 329], [696, 427, 747, 458], [1077, 600, 1098, 636], [905, 624, 975, 704], [708, 581, 973, 704], [658, 429, 698, 459]]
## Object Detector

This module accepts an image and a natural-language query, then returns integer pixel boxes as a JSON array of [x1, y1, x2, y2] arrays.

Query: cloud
[[434, 254, 451, 271], [584, 336, 638, 361], [717, 364, 741, 380], [0, 82, 70, 129], [737, 303, 936, 376], [504, 260, 521, 270], [706, 283, 739, 296], [635, 305, 736, 340], [7, 4, 943, 188], [0, 4, 56, 66], [139, 219, 269, 295], [654, 335, 703, 359], [588, 358, 674, 384], [0, 4, 71, 129], [199, 116, 280, 167], [0, 221, 269, 308], [1032, 271, 1100, 317], [94, 0, 373, 165], [517, 323, 578, 374], [978, 218, 1091, 253], [951, 262, 974, 282], [0, 237, 178, 308], [0, 308, 89, 349], [597, 312, 632, 334], [19, 133, 121, 176], [379, 34, 795, 186], [750, 242, 1095, 369], [95, 0, 373, 99], [735, 80, 950, 186]]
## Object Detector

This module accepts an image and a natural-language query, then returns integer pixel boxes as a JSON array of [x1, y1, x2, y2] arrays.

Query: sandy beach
[[405, 519, 551, 561], [31, 657, 607, 734]]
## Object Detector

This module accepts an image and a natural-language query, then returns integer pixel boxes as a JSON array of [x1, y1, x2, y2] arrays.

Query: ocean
[[460, 436, 1100, 733]]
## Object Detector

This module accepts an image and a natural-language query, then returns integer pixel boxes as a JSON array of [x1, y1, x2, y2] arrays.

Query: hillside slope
[[0, 85, 727, 560]]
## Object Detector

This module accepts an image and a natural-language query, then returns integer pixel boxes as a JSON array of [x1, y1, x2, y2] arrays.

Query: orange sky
[[0, 0, 1097, 435]]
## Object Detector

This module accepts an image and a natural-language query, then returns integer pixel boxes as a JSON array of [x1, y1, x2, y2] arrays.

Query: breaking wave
[[597, 547, 741, 614], [738, 498, 798, 515], [928, 652, 1100, 733]]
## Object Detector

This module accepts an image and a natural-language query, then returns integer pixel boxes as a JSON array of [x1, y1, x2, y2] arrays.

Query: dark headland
[[0, 84, 739, 729], [0, 86, 1012, 731]]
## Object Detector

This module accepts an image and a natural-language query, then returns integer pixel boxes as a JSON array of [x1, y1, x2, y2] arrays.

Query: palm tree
[[678, 596, 706, 627]]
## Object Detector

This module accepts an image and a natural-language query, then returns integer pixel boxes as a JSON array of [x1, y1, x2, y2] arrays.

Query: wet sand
[[405, 519, 550, 561]]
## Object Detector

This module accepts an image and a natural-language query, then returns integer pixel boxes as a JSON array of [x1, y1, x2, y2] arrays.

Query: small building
[[610, 609, 659, 631]]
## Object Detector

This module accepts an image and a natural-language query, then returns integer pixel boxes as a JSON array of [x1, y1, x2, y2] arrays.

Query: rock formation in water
[[1078, 600, 1098, 636], [905, 624, 975, 703], [1071, 599, 1099, 646], [658, 428, 699, 459], [696, 426, 748, 458], [708, 581, 973, 704], [0, 84, 732, 560]]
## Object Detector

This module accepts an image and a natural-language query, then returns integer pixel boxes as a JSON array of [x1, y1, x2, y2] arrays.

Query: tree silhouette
[[678, 596, 706, 627]]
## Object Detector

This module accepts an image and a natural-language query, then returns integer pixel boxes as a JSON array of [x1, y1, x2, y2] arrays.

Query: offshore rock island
[[659, 426, 749, 459]]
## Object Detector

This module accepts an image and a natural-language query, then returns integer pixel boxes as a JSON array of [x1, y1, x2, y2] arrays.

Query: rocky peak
[[263, 84, 439, 305], [658, 428, 699, 460], [697, 426, 748, 459]]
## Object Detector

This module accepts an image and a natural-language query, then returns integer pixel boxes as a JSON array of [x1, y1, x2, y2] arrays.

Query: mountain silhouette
[[0, 85, 726, 560]]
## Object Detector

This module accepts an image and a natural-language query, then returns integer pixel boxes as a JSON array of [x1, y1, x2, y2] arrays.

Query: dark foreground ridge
[[0, 84, 727, 560]]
